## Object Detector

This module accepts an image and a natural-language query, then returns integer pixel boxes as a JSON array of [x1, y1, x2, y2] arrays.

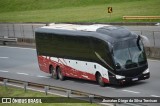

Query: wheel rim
[[97, 74, 104, 86], [98, 75, 103, 84], [58, 70, 62, 79], [58, 68, 63, 80], [51, 66, 57, 79]]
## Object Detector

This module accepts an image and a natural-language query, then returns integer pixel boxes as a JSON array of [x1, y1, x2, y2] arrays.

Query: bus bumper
[[109, 72, 150, 85]]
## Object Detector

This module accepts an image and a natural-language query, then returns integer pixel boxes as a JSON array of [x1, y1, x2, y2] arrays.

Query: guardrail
[[0, 23, 46, 39], [0, 76, 144, 106], [0, 77, 111, 104], [123, 16, 160, 20], [0, 36, 17, 45]]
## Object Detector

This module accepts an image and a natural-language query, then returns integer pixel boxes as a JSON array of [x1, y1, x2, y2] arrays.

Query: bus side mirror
[[137, 35, 142, 51], [139, 35, 150, 47]]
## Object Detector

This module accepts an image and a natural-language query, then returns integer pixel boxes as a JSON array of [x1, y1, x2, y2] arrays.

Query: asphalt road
[[0, 46, 160, 105]]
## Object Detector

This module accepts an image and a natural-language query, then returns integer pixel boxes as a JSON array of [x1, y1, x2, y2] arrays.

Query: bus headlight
[[115, 75, 125, 79], [143, 68, 150, 74]]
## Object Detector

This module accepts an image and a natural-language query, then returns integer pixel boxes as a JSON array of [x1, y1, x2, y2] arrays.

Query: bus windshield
[[113, 38, 146, 69]]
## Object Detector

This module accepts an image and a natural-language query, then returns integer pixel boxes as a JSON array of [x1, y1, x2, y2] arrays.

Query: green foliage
[[0, 0, 146, 12], [0, 0, 159, 22], [0, 86, 98, 106]]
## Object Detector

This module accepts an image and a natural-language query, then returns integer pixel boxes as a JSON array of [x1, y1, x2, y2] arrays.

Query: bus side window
[[63, 36, 94, 61], [91, 38, 114, 69]]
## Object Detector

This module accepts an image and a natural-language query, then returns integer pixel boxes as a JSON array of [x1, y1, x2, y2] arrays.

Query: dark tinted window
[[36, 32, 114, 69], [36, 32, 95, 61], [36, 32, 52, 55], [63, 36, 94, 59], [91, 38, 114, 70]]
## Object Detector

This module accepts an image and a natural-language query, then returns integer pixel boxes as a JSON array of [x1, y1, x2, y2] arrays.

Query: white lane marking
[[122, 90, 140, 94], [0, 46, 35, 50], [106, 87, 116, 90], [0, 70, 9, 73], [0, 57, 9, 59], [151, 95, 160, 97], [37, 75, 50, 78], [0, 70, 49, 78], [17, 72, 29, 76]]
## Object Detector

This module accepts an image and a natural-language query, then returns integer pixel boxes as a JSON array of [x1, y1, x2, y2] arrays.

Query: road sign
[[108, 7, 112, 13]]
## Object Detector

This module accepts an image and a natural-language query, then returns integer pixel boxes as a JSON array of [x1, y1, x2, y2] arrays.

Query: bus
[[35, 24, 150, 86]]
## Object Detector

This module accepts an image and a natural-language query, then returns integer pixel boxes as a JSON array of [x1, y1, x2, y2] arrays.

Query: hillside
[[0, 0, 159, 22], [0, 0, 144, 12]]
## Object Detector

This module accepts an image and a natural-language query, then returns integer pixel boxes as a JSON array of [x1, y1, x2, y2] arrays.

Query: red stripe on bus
[[38, 56, 109, 83]]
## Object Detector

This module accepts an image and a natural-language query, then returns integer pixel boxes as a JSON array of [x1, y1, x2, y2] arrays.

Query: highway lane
[[0, 46, 160, 99]]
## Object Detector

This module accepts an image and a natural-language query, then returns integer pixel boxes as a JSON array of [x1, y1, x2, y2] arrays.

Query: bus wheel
[[57, 67, 65, 81], [50, 66, 58, 79], [96, 73, 105, 87]]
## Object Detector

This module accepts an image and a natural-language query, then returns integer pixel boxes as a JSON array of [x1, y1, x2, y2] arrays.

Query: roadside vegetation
[[0, 0, 159, 22], [0, 85, 98, 106]]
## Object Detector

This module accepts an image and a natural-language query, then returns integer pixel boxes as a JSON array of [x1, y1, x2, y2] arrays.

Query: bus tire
[[57, 67, 65, 81], [50, 65, 58, 79], [96, 73, 105, 87]]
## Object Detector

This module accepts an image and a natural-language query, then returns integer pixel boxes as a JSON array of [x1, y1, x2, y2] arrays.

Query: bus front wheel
[[57, 67, 65, 81], [96, 73, 105, 87]]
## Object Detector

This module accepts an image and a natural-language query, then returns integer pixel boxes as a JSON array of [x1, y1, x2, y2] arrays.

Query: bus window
[[91, 38, 114, 70], [113, 38, 146, 69]]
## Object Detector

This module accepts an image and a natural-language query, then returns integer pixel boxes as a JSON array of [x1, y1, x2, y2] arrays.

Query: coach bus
[[35, 24, 150, 86]]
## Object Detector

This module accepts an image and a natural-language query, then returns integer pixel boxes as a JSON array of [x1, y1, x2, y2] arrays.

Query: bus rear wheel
[[96, 73, 105, 87], [57, 67, 65, 81], [50, 66, 58, 79]]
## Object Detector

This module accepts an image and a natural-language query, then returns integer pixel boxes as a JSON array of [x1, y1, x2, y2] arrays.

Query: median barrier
[[0, 36, 17, 45], [145, 47, 160, 59]]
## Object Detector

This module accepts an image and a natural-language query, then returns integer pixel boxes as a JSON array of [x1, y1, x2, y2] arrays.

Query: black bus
[[35, 24, 150, 86]]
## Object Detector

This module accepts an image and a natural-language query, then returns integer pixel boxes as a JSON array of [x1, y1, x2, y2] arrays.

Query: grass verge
[[0, 85, 99, 106], [0, 0, 159, 22]]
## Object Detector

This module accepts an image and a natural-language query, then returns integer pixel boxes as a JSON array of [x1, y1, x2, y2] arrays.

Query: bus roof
[[43, 23, 110, 31], [35, 23, 137, 44]]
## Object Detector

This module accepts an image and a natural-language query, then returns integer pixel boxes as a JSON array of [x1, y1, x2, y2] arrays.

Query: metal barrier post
[[7, 24, 9, 37], [32, 25, 34, 39], [13, 24, 15, 37], [89, 95, 94, 104], [3, 79, 8, 88], [153, 31, 156, 47], [24, 82, 28, 92], [44, 86, 49, 95], [66, 90, 71, 98]]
